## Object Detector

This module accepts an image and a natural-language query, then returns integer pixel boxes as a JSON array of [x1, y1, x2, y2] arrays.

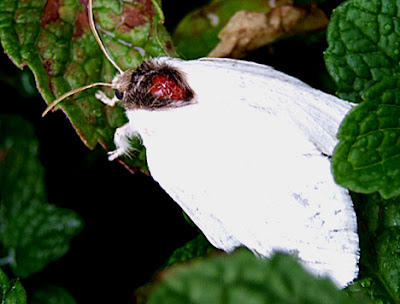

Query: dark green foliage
[[0, 115, 83, 278]]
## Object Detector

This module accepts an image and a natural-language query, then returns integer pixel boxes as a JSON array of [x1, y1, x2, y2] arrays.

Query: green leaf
[[376, 228, 400, 300], [0, 0, 174, 173], [0, 268, 27, 304], [346, 193, 400, 303], [147, 249, 370, 304], [164, 234, 216, 268], [331, 80, 400, 198], [0, 114, 84, 278], [325, 0, 400, 103], [346, 278, 393, 304], [30, 285, 77, 304], [172, 0, 278, 59], [325, 0, 400, 198], [2, 203, 83, 278]]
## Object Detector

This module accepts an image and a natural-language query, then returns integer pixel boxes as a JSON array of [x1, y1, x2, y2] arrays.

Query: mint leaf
[[0, 268, 27, 304], [325, 0, 400, 198], [0, 0, 173, 173], [0, 115, 84, 278], [345, 193, 400, 303], [325, 0, 400, 103], [332, 90, 400, 198], [147, 250, 370, 304]]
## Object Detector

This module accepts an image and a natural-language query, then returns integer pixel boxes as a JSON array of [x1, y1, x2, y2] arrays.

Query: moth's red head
[[121, 60, 195, 110], [149, 74, 189, 101]]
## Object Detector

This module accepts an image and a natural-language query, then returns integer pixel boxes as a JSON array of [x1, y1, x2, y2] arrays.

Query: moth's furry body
[[113, 60, 195, 110]]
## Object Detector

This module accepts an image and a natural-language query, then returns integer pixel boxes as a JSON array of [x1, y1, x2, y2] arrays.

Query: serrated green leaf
[[30, 285, 77, 304], [0, 114, 83, 278], [0, 268, 27, 304], [331, 77, 400, 199], [326, 0, 400, 198], [0, 0, 174, 173], [325, 0, 400, 103], [147, 250, 370, 304]]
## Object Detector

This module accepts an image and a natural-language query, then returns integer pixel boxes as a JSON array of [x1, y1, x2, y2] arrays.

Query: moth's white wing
[[127, 57, 359, 287], [170, 57, 354, 156]]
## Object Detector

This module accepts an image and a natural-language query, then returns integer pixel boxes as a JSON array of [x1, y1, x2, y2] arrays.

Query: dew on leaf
[[384, 23, 392, 31]]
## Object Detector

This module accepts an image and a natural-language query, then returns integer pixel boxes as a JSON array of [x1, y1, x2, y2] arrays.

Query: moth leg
[[95, 90, 119, 107], [108, 123, 141, 161]]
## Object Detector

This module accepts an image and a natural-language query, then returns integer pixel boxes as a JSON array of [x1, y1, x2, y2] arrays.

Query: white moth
[[44, 0, 359, 288]]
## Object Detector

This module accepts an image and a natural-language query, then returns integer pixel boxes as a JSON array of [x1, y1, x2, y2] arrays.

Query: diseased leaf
[[146, 250, 370, 304], [0, 115, 84, 278], [173, 0, 329, 59], [208, 4, 328, 58], [172, 0, 284, 59], [0, 0, 174, 173]]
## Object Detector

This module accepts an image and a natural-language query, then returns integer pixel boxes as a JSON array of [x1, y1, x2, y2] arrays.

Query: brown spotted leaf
[[172, 0, 328, 59], [208, 4, 329, 58], [0, 0, 175, 173]]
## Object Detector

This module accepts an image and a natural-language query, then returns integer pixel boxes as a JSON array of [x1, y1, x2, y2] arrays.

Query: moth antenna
[[88, 0, 123, 74], [42, 82, 113, 117]]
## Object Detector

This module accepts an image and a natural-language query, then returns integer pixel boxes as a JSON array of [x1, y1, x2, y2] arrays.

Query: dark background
[[0, 0, 344, 302]]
